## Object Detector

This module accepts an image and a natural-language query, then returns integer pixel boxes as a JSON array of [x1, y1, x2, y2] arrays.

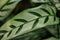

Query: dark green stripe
[[15, 24, 24, 34], [0, 9, 10, 12], [40, 8, 51, 15], [0, 30, 8, 33], [7, 30, 12, 37], [10, 25, 16, 29], [29, 11, 42, 17], [32, 18, 39, 28], [14, 19, 28, 23], [54, 16, 56, 21], [44, 16, 49, 23], [6, 1, 16, 5]]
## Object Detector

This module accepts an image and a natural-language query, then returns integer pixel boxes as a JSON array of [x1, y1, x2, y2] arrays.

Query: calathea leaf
[[0, 4, 59, 40], [0, 0, 21, 22], [45, 24, 60, 39]]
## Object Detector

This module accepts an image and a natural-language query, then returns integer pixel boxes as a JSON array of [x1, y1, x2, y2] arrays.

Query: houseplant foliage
[[0, 0, 60, 40]]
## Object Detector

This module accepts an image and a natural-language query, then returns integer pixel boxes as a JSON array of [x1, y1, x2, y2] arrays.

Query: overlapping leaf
[[0, 0, 21, 21]]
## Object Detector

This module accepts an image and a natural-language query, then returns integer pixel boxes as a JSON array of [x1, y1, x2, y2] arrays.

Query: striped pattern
[[0, 4, 59, 40], [0, 0, 60, 40]]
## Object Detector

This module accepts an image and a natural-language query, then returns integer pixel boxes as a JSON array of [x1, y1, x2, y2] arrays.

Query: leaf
[[14, 19, 28, 23], [0, 0, 21, 23], [40, 8, 51, 15], [10, 25, 16, 29], [44, 16, 49, 23], [45, 24, 60, 38], [9, 28, 44, 40], [0, 4, 59, 40], [32, 18, 39, 28], [15, 24, 24, 34], [29, 11, 42, 17]]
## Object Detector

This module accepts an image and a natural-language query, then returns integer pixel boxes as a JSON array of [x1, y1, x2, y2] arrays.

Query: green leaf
[[0, 0, 21, 21], [0, 4, 59, 40]]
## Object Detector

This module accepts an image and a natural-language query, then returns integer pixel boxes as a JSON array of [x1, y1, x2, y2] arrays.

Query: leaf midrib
[[12, 15, 55, 29], [25, 15, 55, 24]]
